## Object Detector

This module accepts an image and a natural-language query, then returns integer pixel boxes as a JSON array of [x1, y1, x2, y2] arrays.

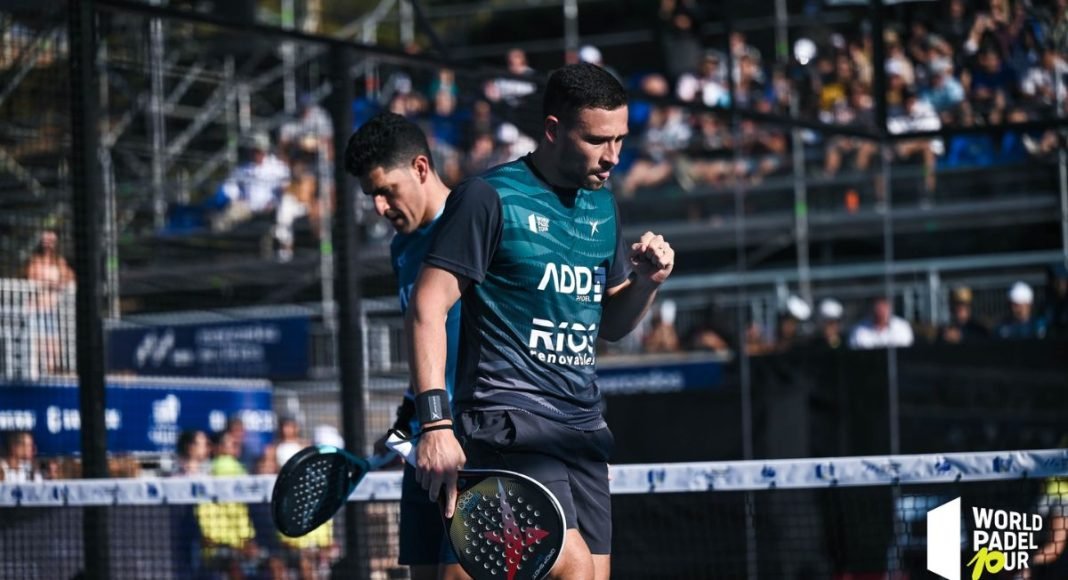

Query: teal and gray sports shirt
[[423, 156, 630, 430]]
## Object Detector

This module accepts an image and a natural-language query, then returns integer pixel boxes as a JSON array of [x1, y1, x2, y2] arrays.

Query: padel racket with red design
[[271, 445, 391, 537], [386, 430, 566, 580]]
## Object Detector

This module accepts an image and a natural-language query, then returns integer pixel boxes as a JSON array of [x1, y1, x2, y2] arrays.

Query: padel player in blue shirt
[[407, 64, 675, 580], [344, 113, 467, 580]]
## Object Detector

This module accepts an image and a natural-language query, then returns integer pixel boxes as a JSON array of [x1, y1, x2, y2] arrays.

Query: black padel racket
[[386, 431, 567, 580], [271, 445, 390, 537]]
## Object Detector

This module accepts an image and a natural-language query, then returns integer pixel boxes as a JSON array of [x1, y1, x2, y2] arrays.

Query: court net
[[1, 448, 1065, 579]]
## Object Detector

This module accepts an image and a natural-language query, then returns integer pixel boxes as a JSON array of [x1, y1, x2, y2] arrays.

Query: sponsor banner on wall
[[598, 355, 726, 395], [0, 377, 274, 455], [107, 316, 309, 379]]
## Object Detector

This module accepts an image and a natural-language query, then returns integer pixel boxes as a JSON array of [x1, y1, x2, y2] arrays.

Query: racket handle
[[367, 452, 393, 470], [385, 429, 418, 468]]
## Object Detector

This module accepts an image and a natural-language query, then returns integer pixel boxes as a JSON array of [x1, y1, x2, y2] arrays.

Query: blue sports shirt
[[392, 206, 461, 435]]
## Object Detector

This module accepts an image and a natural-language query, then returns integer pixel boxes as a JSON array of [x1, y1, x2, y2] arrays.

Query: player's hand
[[629, 231, 674, 285], [415, 424, 466, 518]]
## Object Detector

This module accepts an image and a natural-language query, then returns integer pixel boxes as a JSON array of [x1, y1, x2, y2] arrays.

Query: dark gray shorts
[[457, 409, 614, 554], [399, 464, 459, 565]]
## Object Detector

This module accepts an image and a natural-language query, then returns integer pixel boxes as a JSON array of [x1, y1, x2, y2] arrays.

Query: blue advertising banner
[[107, 316, 309, 379], [0, 377, 274, 455], [597, 355, 727, 395]]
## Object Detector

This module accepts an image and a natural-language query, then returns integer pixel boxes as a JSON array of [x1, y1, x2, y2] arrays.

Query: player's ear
[[543, 115, 560, 145], [412, 155, 430, 183]]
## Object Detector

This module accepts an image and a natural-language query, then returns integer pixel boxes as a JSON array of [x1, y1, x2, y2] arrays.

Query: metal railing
[[0, 278, 76, 380]]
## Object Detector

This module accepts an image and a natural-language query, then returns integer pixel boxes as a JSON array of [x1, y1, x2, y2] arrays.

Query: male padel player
[[344, 113, 468, 580], [407, 63, 675, 579]]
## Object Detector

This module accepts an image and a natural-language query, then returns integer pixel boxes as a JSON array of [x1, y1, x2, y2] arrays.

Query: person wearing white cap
[[994, 281, 1048, 340], [812, 298, 845, 350], [848, 296, 914, 350]]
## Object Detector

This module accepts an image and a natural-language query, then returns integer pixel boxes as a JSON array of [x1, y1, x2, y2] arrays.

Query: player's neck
[[529, 146, 574, 191], [419, 176, 451, 228]]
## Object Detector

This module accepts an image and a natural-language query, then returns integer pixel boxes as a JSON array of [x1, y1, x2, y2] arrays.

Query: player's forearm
[[405, 297, 451, 424], [600, 275, 661, 341]]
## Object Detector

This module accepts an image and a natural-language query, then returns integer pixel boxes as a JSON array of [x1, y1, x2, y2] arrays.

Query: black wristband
[[392, 397, 416, 434], [416, 389, 452, 425], [418, 423, 454, 436]]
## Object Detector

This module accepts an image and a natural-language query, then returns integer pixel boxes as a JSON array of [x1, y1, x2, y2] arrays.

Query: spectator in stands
[[174, 429, 211, 476], [1021, 45, 1068, 113], [939, 0, 973, 62], [197, 430, 262, 578], [888, 89, 943, 200], [849, 296, 915, 349], [822, 86, 877, 179], [963, 47, 1017, 121], [279, 94, 333, 165], [0, 431, 42, 482], [1025, 475, 1068, 579], [745, 319, 773, 356], [483, 48, 537, 110], [275, 95, 333, 262], [657, 0, 703, 85], [811, 298, 845, 350], [224, 414, 261, 472], [274, 416, 305, 467], [686, 303, 731, 354], [209, 132, 291, 233], [677, 50, 729, 109], [643, 300, 681, 354], [773, 295, 811, 354], [25, 230, 74, 288], [618, 105, 691, 197], [24, 229, 75, 374], [731, 110, 787, 185], [925, 57, 966, 116], [937, 286, 990, 344], [995, 281, 1048, 339]]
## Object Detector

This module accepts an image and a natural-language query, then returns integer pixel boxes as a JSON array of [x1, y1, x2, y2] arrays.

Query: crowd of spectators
[[620, 0, 1066, 205], [0, 414, 342, 579], [164, 0, 1067, 254], [631, 262, 1068, 356]]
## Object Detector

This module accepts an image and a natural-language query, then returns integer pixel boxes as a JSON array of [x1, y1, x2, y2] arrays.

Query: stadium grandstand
[[0, 0, 1066, 578]]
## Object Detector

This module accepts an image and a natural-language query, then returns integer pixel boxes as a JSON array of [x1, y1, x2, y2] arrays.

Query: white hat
[[579, 45, 602, 64], [660, 299, 677, 326], [819, 298, 844, 320], [497, 122, 519, 145], [786, 295, 812, 321], [793, 38, 817, 66], [313, 425, 345, 448], [1009, 281, 1033, 305]]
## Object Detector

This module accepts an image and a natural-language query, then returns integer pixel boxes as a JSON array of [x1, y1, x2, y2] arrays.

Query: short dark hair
[[176, 430, 201, 458], [542, 63, 627, 123], [345, 112, 434, 179]]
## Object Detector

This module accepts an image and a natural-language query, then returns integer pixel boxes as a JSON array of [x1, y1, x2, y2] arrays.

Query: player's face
[[553, 106, 628, 190], [361, 159, 428, 235]]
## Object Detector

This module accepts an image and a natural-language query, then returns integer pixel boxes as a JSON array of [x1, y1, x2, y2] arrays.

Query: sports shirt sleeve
[[606, 195, 631, 288], [423, 177, 503, 283]]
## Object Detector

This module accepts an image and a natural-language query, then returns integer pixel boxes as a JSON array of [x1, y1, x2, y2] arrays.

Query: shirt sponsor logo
[[528, 318, 597, 366], [537, 264, 605, 303], [528, 213, 550, 233]]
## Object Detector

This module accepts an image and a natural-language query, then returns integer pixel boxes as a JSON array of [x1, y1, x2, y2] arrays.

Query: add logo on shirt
[[538, 264, 605, 303]]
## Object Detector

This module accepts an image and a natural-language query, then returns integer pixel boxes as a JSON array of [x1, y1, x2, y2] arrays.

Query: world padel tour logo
[[927, 497, 1042, 580]]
